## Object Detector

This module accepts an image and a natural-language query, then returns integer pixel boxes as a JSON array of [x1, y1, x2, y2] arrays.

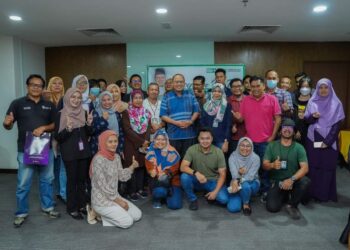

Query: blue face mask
[[90, 87, 100, 96], [266, 80, 278, 89]]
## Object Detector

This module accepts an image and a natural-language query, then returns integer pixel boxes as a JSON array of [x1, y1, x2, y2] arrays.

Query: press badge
[[78, 140, 84, 151], [281, 161, 287, 169]]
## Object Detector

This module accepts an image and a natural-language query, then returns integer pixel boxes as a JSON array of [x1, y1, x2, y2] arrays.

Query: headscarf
[[304, 78, 345, 149], [203, 83, 227, 127], [106, 84, 128, 112], [228, 137, 260, 180], [89, 130, 118, 177], [95, 91, 119, 133], [47, 76, 65, 106], [145, 130, 180, 174], [58, 88, 86, 133], [128, 90, 151, 134], [71, 74, 90, 111]]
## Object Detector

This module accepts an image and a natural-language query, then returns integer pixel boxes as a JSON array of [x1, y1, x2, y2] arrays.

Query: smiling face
[[172, 75, 185, 92], [281, 126, 294, 139], [27, 77, 44, 98], [231, 80, 243, 97], [119, 81, 127, 94], [109, 86, 121, 102], [318, 84, 329, 97], [212, 87, 222, 100], [215, 72, 226, 85], [154, 135, 167, 150], [132, 93, 143, 107], [239, 139, 252, 157], [198, 131, 213, 149], [101, 94, 113, 109], [130, 76, 142, 90], [69, 91, 82, 108], [106, 135, 119, 152], [76, 77, 88, 93], [148, 84, 159, 100], [250, 80, 265, 98], [280, 77, 291, 91]]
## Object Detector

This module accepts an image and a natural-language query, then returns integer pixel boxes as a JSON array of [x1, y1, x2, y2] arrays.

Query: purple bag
[[23, 132, 51, 166]]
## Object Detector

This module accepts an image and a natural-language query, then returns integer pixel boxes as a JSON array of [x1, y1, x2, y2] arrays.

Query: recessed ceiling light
[[313, 5, 327, 13], [9, 15, 22, 21], [176, 55, 182, 58], [127, 65, 131, 68], [156, 8, 168, 14]]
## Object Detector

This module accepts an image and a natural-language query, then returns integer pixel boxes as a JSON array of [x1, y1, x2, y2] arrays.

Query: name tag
[[23, 107, 31, 110], [78, 140, 84, 151]]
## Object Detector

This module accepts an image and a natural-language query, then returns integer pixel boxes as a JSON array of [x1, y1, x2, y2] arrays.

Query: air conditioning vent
[[77, 28, 120, 37], [239, 25, 281, 34]]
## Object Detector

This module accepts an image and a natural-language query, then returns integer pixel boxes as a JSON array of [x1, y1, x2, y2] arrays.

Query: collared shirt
[[6, 96, 56, 152], [228, 95, 246, 141], [240, 94, 281, 143], [183, 144, 226, 180], [160, 90, 200, 140], [268, 87, 294, 111]]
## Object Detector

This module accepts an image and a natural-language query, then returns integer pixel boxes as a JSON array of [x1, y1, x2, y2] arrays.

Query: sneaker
[[285, 205, 301, 220], [152, 201, 162, 209], [56, 195, 67, 205], [129, 193, 139, 202], [243, 206, 252, 216], [189, 200, 199, 210], [13, 216, 26, 228], [137, 190, 148, 199], [69, 211, 84, 220], [43, 210, 61, 219], [260, 192, 267, 203]]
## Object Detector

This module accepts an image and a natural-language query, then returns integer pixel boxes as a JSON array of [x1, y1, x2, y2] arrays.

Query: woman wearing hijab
[[90, 91, 124, 156], [47, 76, 67, 203], [91, 130, 141, 228], [121, 90, 151, 201], [145, 130, 182, 209], [54, 88, 93, 219], [106, 84, 128, 113], [71, 74, 91, 111], [227, 137, 260, 215], [200, 83, 232, 153], [304, 78, 345, 202]]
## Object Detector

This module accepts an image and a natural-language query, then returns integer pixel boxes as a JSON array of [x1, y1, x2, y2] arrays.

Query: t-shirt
[[240, 94, 281, 143], [6, 96, 56, 152], [263, 141, 308, 181], [183, 144, 226, 180]]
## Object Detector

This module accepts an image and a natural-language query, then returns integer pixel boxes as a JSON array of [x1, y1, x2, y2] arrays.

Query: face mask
[[266, 80, 278, 89], [90, 87, 100, 96], [299, 87, 311, 96]]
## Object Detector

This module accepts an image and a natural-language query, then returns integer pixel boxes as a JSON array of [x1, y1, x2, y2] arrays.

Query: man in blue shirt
[[160, 74, 200, 158]]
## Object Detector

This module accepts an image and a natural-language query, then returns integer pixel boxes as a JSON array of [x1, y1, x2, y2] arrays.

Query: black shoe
[[285, 205, 301, 220], [129, 193, 139, 202], [137, 190, 148, 199], [79, 207, 87, 215], [69, 211, 84, 220], [56, 195, 67, 205], [189, 200, 199, 210], [243, 206, 252, 216]]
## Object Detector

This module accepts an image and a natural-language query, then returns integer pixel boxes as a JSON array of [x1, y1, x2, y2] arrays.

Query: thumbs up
[[4, 112, 14, 126], [87, 110, 93, 125], [131, 155, 139, 169], [282, 102, 289, 111], [273, 156, 281, 169]]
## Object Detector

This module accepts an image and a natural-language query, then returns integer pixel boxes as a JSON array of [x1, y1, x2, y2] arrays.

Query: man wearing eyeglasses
[[263, 118, 310, 220], [3, 74, 60, 228]]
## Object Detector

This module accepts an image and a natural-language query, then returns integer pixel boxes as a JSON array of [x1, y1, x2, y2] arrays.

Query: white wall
[[0, 35, 45, 169]]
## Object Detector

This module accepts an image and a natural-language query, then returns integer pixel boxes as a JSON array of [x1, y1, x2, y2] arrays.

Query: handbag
[[23, 132, 51, 165]]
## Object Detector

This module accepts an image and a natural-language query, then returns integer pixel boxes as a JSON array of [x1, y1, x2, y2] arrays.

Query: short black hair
[[89, 79, 100, 88], [193, 75, 205, 84], [229, 78, 242, 88], [98, 78, 107, 84], [198, 127, 214, 138], [265, 69, 278, 78], [297, 76, 313, 90], [115, 79, 126, 87], [243, 75, 251, 82], [129, 74, 142, 83], [250, 75, 264, 84], [155, 68, 165, 76], [294, 72, 307, 80], [215, 68, 226, 75], [147, 82, 159, 90], [26, 74, 45, 88]]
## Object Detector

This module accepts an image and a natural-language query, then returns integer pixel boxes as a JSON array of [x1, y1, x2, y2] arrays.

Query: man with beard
[[263, 119, 310, 220]]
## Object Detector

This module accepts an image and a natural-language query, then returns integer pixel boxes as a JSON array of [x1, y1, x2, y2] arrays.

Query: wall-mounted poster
[[147, 64, 245, 96]]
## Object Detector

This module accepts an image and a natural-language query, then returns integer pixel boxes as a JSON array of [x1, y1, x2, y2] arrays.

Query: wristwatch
[[291, 175, 296, 182]]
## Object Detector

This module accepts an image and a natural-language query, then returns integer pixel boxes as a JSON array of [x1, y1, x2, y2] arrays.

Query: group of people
[[3, 68, 345, 229]]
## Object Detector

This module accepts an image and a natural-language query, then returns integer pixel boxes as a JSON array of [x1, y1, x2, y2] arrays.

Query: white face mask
[[300, 87, 311, 96]]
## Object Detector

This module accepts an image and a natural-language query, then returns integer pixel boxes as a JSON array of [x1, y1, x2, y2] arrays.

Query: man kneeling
[[263, 119, 310, 220], [180, 127, 229, 210]]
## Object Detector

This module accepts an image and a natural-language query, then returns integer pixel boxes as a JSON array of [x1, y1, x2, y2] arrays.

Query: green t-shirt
[[263, 141, 308, 181], [183, 144, 226, 180]]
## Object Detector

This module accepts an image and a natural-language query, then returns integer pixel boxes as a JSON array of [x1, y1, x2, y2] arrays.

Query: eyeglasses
[[239, 144, 252, 148], [132, 80, 141, 83], [29, 83, 43, 89]]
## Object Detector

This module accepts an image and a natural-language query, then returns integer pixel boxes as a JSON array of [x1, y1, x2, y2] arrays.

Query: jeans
[[152, 186, 183, 209], [16, 151, 55, 217], [227, 180, 260, 213], [266, 176, 311, 213], [53, 155, 67, 200], [181, 173, 229, 204], [253, 142, 269, 193]]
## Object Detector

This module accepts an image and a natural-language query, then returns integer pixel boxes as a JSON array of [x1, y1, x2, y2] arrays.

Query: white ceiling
[[0, 0, 349, 47]]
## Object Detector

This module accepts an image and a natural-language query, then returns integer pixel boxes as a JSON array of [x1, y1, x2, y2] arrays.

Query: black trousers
[[64, 158, 89, 213], [169, 138, 196, 159], [266, 176, 311, 213], [128, 166, 145, 195]]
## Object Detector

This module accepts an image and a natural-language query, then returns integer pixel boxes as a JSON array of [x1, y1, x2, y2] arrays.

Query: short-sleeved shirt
[[268, 87, 294, 111], [160, 90, 200, 140], [240, 94, 281, 143], [6, 96, 56, 152], [263, 141, 308, 181], [183, 144, 226, 180]]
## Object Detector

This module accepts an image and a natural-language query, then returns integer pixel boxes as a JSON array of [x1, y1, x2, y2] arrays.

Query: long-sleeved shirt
[[228, 153, 260, 182]]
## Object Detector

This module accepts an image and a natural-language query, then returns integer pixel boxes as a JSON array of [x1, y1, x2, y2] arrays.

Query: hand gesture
[[102, 111, 109, 120], [312, 112, 321, 119], [33, 126, 45, 137], [131, 155, 139, 169], [221, 141, 228, 153], [281, 102, 290, 111], [231, 111, 242, 121], [295, 131, 301, 140], [66, 116, 73, 131], [194, 171, 207, 184], [231, 180, 240, 193], [87, 110, 93, 126], [238, 167, 246, 175], [273, 156, 281, 170], [89, 94, 97, 102], [42, 90, 52, 101], [4, 112, 14, 126], [150, 169, 157, 178], [232, 124, 237, 134], [142, 140, 150, 149], [298, 112, 305, 120]]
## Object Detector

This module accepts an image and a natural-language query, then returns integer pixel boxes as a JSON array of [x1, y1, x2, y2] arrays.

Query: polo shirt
[[240, 94, 281, 143], [160, 90, 200, 140], [183, 144, 226, 180], [263, 141, 308, 181], [6, 96, 56, 152]]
